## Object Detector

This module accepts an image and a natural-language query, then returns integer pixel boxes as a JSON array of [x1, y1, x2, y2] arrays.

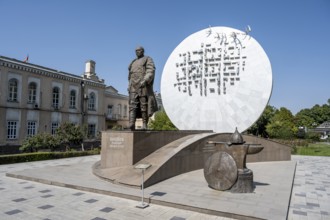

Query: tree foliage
[[20, 123, 85, 152], [148, 110, 178, 130], [55, 123, 85, 149], [294, 109, 314, 128], [266, 107, 297, 139], [247, 105, 276, 137], [20, 132, 60, 152], [247, 99, 330, 140], [295, 103, 330, 128]]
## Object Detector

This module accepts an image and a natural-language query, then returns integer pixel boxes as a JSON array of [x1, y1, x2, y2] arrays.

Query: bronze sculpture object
[[204, 128, 263, 193], [128, 46, 158, 130]]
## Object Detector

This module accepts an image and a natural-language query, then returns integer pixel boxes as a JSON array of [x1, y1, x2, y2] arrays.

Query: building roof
[[0, 55, 105, 87], [317, 121, 330, 129], [313, 121, 330, 133]]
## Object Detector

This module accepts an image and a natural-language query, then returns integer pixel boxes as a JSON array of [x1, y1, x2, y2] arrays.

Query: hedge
[[0, 149, 100, 165]]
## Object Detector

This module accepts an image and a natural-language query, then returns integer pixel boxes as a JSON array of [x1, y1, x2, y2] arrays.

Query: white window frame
[[52, 87, 60, 109], [27, 121, 37, 137], [69, 90, 76, 109], [7, 121, 18, 139], [51, 122, 59, 135], [107, 105, 113, 118], [88, 92, 96, 110], [87, 123, 96, 138], [117, 104, 122, 119], [8, 78, 18, 102], [123, 105, 128, 118], [28, 82, 37, 103]]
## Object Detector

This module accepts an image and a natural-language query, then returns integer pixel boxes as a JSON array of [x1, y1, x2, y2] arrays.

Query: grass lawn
[[294, 142, 330, 156]]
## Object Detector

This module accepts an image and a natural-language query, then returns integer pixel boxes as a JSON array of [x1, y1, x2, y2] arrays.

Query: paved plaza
[[0, 156, 229, 220], [288, 155, 330, 220], [0, 155, 329, 220]]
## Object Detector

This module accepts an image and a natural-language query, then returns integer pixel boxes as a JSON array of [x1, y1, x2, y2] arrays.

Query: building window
[[52, 87, 60, 109], [51, 122, 59, 135], [87, 124, 96, 138], [7, 121, 17, 139], [8, 78, 18, 102], [28, 82, 37, 103], [117, 104, 122, 119], [69, 90, 76, 108], [107, 105, 113, 118], [27, 121, 37, 137], [123, 105, 128, 118], [88, 92, 95, 110]]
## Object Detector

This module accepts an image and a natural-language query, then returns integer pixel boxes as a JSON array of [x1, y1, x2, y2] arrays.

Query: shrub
[[20, 133, 60, 152], [305, 132, 320, 142], [0, 148, 100, 165]]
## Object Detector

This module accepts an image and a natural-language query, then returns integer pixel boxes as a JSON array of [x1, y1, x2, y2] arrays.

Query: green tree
[[247, 105, 276, 137], [20, 132, 60, 152], [148, 110, 178, 130], [44, 133, 62, 151], [310, 104, 330, 125], [55, 123, 85, 150], [266, 107, 297, 139], [294, 108, 314, 128], [295, 101, 330, 128], [21, 123, 87, 153]]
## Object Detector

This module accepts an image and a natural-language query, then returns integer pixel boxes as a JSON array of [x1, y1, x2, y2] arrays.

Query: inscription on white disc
[[161, 26, 272, 133]]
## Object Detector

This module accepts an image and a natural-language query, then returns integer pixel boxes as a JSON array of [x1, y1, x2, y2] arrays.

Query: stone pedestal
[[100, 130, 211, 169], [95, 130, 216, 187], [230, 168, 254, 193], [100, 131, 133, 168]]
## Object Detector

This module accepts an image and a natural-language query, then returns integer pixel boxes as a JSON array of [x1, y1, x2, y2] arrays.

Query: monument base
[[136, 203, 149, 209], [95, 130, 217, 187], [230, 168, 254, 193], [100, 130, 212, 169], [95, 131, 291, 188]]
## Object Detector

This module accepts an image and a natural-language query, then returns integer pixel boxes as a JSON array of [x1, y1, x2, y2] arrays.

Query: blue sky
[[1, 0, 329, 114]]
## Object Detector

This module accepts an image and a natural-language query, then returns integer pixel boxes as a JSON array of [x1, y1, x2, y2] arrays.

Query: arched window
[[8, 78, 18, 102], [70, 90, 76, 108], [88, 92, 95, 110], [52, 87, 60, 109], [28, 82, 37, 103]]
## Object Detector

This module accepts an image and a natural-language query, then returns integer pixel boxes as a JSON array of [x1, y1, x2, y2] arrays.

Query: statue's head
[[135, 46, 144, 58]]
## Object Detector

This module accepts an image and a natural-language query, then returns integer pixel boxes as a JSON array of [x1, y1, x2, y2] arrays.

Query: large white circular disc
[[161, 26, 272, 133]]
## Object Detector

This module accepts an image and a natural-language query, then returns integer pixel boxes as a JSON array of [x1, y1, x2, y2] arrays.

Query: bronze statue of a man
[[128, 46, 158, 130]]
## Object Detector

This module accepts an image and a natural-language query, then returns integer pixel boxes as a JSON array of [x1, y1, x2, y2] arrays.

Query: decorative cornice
[[0, 56, 106, 89]]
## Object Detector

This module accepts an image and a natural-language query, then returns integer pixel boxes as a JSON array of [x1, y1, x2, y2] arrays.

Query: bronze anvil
[[203, 128, 264, 192], [206, 142, 263, 170], [206, 128, 263, 170]]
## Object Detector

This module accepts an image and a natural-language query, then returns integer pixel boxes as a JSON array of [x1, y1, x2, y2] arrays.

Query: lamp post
[[80, 80, 86, 125]]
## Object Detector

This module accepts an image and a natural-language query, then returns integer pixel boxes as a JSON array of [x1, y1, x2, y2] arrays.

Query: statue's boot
[[129, 111, 136, 131], [142, 111, 148, 130]]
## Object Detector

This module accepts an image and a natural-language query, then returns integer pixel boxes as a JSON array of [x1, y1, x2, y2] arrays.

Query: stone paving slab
[[288, 155, 330, 220], [6, 156, 296, 220], [1, 156, 231, 220]]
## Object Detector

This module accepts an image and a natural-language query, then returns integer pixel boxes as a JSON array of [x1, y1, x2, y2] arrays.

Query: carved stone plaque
[[204, 151, 237, 190], [109, 137, 124, 148]]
